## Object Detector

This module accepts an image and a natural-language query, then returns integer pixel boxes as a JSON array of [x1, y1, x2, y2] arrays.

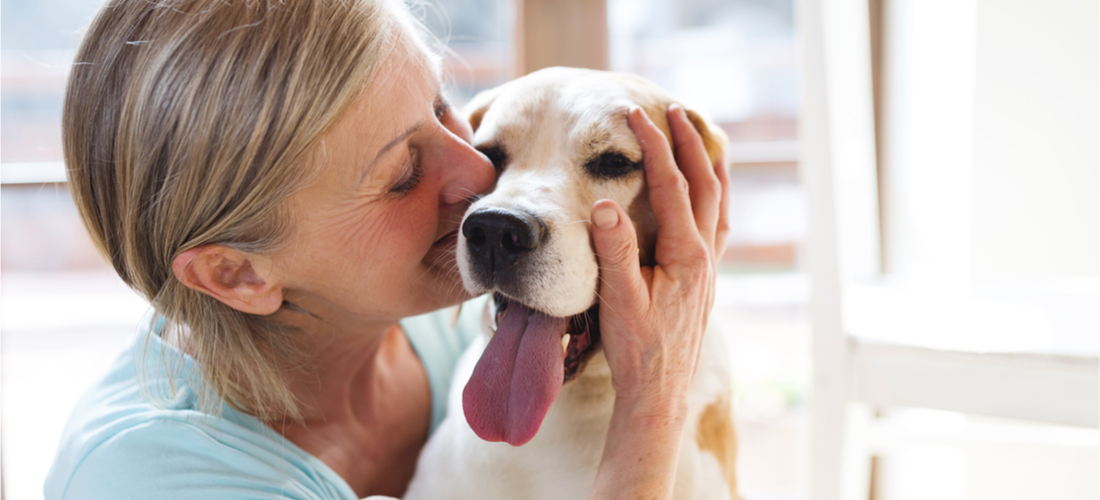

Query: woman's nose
[[437, 128, 496, 206]]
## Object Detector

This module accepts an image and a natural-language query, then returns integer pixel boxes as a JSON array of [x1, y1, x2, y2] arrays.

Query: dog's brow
[[361, 120, 423, 183]]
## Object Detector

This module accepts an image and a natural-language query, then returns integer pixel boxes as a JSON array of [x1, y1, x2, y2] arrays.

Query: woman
[[46, 0, 729, 498]]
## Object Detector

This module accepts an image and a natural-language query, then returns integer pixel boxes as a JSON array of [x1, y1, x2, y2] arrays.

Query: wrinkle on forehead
[[300, 26, 440, 190], [348, 33, 439, 158], [369, 29, 440, 103]]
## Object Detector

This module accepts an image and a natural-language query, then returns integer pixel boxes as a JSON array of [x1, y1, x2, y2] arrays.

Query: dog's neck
[[556, 352, 615, 413]]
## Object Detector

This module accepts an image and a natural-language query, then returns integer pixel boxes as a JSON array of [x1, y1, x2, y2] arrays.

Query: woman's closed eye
[[434, 96, 450, 121], [389, 95, 448, 195], [390, 149, 423, 194]]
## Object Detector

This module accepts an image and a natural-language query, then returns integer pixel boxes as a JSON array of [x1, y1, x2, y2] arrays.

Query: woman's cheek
[[377, 201, 434, 258]]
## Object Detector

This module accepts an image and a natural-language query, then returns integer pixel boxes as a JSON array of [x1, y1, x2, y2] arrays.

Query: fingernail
[[629, 105, 651, 122], [668, 103, 687, 119], [592, 205, 619, 229]]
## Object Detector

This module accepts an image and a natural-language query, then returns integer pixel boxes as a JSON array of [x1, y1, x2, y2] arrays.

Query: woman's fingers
[[590, 200, 646, 314], [626, 107, 703, 269], [589, 107, 724, 500], [666, 105, 721, 247]]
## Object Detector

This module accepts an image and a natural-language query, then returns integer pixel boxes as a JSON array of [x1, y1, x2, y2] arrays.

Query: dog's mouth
[[492, 293, 601, 382], [462, 292, 601, 447]]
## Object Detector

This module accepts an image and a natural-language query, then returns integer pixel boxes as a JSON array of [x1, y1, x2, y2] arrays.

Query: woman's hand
[[592, 104, 728, 406], [588, 104, 729, 499]]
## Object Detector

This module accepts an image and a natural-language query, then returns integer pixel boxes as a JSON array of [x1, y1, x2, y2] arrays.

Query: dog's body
[[405, 67, 738, 500]]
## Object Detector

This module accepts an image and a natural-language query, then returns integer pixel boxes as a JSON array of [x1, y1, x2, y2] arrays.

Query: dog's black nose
[[463, 207, 546, 281]]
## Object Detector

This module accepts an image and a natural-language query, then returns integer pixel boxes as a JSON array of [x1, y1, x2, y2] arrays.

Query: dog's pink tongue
[[463, 301, 568, 446]]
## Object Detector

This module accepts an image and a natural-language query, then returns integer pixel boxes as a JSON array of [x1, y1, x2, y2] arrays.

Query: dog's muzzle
[[462, 207, 547, 288]]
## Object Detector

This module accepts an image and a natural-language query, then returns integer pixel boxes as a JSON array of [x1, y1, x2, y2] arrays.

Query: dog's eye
[[479, 145, 508, 173], [584, 151, 642, 179]]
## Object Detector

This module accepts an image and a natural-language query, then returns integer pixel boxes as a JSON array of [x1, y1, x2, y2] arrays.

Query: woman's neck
[[269, 300, 433, 497]]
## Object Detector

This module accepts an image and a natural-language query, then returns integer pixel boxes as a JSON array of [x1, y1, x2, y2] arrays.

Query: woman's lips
[[433, 230, 459, 249], [424, 230, 459, 267]]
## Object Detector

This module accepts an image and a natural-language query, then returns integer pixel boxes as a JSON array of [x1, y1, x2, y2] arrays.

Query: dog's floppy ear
[[468, 102, 491, 133], [684, 108, 728, 168], [464, 87, 500, 133], [639, 102, 728, 168]]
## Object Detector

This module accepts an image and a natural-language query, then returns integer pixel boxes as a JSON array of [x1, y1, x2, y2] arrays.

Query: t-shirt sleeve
[[59, 419, 355, 500], [400, 295, 488, 433]]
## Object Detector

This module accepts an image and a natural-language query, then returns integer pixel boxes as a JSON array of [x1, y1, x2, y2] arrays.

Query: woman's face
[[270, 35, 495, 325]]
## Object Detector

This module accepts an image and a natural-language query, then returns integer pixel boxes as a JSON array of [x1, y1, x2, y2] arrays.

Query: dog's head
[[457, 67, 726, 446]]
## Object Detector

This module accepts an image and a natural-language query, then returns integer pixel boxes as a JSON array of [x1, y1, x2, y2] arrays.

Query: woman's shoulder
[[45, 329, 358, 500], [49, 416, 360, 500]]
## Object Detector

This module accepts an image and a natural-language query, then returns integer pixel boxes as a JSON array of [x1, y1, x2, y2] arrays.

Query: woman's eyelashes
[[390, 97, 447, 195], [391, 150, 423, 194], [434, 97, 450, 120]]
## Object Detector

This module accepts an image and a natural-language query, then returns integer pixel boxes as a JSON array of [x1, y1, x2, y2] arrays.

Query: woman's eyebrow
[[361, 120, 423, 183]]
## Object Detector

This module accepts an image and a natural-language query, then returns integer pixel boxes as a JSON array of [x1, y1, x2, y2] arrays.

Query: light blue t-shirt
[[44, 298, 485, 500]]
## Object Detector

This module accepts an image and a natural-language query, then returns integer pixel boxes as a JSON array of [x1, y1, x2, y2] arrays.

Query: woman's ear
[[172, 245, 283, 315]]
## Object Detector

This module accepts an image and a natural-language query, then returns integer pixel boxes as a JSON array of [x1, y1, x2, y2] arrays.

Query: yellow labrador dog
[[406, 67, 738, 500]]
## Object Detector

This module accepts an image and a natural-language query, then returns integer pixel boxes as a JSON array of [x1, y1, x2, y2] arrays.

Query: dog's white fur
[[405, 67, 738, 500]]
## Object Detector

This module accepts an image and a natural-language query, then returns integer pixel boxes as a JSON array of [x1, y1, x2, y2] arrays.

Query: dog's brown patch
[[641, 104, 675, 146], [641, 105, 727, 168], [468, 104, 490, 133], [685, 109, 727, 166], [626, 187, 658, 267], [696, 396, 739, 499]]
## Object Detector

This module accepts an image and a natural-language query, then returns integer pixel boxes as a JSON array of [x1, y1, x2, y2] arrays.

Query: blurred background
[[1, 0, 1095, 499]]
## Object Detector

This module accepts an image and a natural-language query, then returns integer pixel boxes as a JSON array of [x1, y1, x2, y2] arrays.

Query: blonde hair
[[65, 0, 429, 421]]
